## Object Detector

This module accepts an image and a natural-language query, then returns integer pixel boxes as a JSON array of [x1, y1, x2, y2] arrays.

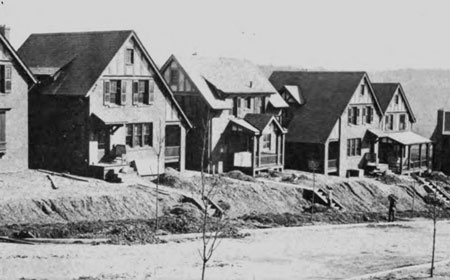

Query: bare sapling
[[199, 109, 227, 280], [424, 191, 444, 277], [154, 120, 165, 233]]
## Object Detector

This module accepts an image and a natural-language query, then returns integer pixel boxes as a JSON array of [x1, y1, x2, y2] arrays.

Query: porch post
[[257, 135, 261, 168], [426, 143, 430, 169], [281, 134, 285, 168], [277, 134, 282, 165], [323, 141, 329, 175], [419, 143, 423, 169], [399, 146, 403, 174], [408, 145, 411, 170], [252, 135, 257, 174]]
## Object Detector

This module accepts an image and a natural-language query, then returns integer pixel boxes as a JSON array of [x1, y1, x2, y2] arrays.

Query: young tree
[[424, 191, 444, 277], [154, 120, 165, 233], [198, 108, 226, 280]]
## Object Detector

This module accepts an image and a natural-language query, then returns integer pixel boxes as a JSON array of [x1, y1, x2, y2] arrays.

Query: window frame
[[347, 138, 362, 157], [399, 114, 407, 131], [125, 49, 134, 65], [262, 133, 271, 151], [0, 64, 12, 93], [125, 123, 153, 148]]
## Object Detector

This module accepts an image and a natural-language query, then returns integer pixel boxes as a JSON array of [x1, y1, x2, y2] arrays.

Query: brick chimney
[[0, 25, 10, 41]]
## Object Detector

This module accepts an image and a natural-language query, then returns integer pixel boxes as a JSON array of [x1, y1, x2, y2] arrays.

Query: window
[[360, 85, 365, 96], [0, 111, 5, 152], [126, 123, 153, 148], [132, 80, 154, 105], [0, 65, 12, 93], [444, 111, 450, 133], [126, 49, 134, 65], [347, 138, 361, 157], [97, 129, 106, 150], [395, 95, 399, 105], [245, 97, 252, 109], [126, 125, 133, 147], [348, 106, 359, 125], [103, 80, 124, 105], [365, 106, 373, 124], [262, 134, 271, 151], [385, 114, 394, 130], [399, 114, 407, 130]]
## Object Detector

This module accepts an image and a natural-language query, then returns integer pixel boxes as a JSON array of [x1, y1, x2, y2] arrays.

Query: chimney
[[0, 25, 10, 41]]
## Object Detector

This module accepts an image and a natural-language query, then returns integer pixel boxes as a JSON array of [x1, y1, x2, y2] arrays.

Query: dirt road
[[1, 219, 449, 280]]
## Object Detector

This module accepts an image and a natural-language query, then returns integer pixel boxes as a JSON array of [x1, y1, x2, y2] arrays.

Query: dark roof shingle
[[244, 114, 275, 132], [371, 83, 399, 113], [18, 30, 133, 96], [269, 71, 367, 143]]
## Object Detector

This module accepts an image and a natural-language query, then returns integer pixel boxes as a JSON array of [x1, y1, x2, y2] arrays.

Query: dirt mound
[[378, 171, 406, 185], [155, 168, 198, 193], [224, 170, 255, 182]]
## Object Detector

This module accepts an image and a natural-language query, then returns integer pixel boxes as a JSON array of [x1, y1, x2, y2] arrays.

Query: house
[[371, 83, 432, 175], [269, 71, 384, 177], [431, 102, 450, 174], [160, 55, 288, 176], [0, 26, 37, 173], [18, 30, 191, 180]]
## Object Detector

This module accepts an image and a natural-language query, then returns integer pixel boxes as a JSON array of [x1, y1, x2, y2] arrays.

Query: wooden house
[[371, 83, 432, 175], [160, 55, 288, 176], [0, 26, 37, 173], [18, 30, 191, 180], [434, 107, 450, 174], [270, 71, 384, 177]]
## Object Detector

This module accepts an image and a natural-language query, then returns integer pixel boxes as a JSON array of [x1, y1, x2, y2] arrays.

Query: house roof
[[244, 113, 286, 134], [18, 30, 132, 96], [368, 129, 431, 145], [229, 118, 260, 134], [163, 55, 288, 110], [270, 71, 380, 144], [18, 30, 192, 129], [283, 85, 303, 105], [0, 33, 37, 85], [372, 82, 416, 122]]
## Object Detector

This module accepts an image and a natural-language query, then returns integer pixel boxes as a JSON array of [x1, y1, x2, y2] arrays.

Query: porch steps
[[413, 176, 450, 205], [314, 188, 344, 211], [256, 179, 344, 211]]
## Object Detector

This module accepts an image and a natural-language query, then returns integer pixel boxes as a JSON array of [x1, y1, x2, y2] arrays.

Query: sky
[[0, 0, 449, 70]]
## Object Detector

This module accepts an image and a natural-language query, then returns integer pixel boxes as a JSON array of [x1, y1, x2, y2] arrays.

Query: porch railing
[[257, 154, 280, 166], [328, 159, 338, 169], [165, 146, 180, 159]]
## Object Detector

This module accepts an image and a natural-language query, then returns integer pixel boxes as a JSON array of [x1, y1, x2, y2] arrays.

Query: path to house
[[1, 219, 450, 280]]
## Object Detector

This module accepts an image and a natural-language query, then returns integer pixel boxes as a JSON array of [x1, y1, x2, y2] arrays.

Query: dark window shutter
[[0, 65, 4, 93], [103, 81, 110, 105], [370, 107, 374, 123], [143, 80, 149, 104], [132, 81, 138, 105], [347, 139, 351, 156]]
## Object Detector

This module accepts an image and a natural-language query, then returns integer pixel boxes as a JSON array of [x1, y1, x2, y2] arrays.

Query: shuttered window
[[0, 65, 11, 93], [103, 81, 110, 105]]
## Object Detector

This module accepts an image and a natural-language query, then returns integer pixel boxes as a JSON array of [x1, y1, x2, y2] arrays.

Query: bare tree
[[424, 192, 444, 277], [198, 108, 226, 280], [154, 120, 165, 233]]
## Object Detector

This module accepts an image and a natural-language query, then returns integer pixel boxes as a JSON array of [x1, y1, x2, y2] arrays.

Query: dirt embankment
[[0, 169, 449, 242]]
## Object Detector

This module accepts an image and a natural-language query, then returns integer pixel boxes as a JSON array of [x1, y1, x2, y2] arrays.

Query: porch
[[368, 129, 432, 175], [228, 117, 286, 176]]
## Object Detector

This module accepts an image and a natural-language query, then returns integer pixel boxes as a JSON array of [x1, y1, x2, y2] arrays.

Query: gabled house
[[160, 55, 288, 176], [18, 30, 191, 180], [270, 71, 383, 177], [434, 105, 450, 174], [371, 83, 432, 175], [0, 26, 37, 173]]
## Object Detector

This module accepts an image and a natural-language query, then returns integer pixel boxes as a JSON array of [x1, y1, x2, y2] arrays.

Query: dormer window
[[0, 64, 12, 93], [126, 49, 134, 65]]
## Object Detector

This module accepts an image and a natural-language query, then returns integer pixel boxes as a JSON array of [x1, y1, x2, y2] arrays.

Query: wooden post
[[399, 146, 403, 174], [257, 135, 261, 168], [323, 142, 329, 175], [419, 144, 423, 169], [426, 143, 430, 169], [408, 145, 411, 171], [281, 134, 285, 169], [252, 135, 257, 175], [277, 134, 281, 165]]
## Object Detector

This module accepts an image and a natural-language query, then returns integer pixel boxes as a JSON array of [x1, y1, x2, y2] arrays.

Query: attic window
[[360, 85, 365, 96], [444, 111, 450, 133], [0, 64, 12, 93], [126, 49, 134, 65], [395, 95, 399, 105]]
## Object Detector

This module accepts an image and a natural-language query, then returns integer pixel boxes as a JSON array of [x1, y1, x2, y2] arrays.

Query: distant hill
[[260, 65, 450, 140]]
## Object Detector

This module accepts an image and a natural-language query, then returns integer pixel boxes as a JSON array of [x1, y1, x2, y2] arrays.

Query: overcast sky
[[0, 0, 449, 70]]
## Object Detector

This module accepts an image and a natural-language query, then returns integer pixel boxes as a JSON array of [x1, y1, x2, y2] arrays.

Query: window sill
[[104, 104, 125, 108], [132, 103, 154, 107], [126, 145, 155, 151]]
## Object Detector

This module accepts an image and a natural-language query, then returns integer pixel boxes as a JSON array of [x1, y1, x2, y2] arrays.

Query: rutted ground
[[1, 220, 449, 280]]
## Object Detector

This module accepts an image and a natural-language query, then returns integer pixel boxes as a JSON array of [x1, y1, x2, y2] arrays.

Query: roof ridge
[[29, 30, 134, 36]]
